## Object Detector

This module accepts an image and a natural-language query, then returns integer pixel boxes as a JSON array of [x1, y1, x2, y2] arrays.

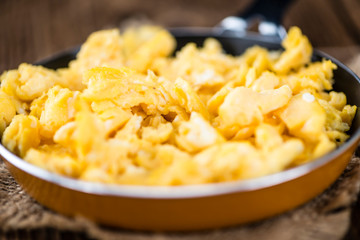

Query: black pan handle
[[218, 0, 294, 39]]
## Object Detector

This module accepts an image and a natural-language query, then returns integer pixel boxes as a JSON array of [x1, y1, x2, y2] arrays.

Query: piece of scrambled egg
[[0, 26, 357, 185]]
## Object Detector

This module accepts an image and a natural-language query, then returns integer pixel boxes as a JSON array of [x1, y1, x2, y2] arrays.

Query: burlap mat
[[1, 53, 360, 240]]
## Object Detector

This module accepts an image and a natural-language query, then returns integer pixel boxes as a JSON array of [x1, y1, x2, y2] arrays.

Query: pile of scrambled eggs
[[0, 26, 356, 185]]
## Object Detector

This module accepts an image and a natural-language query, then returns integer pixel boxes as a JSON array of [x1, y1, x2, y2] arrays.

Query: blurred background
[[1, 0, 360, 73]]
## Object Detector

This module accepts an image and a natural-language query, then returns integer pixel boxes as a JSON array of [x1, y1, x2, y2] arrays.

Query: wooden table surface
[[1, 0, 360, 73], [1, 0, 360, 239]]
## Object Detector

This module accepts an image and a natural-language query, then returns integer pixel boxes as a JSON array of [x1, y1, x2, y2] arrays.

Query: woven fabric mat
[[1, 54, 360, 240]]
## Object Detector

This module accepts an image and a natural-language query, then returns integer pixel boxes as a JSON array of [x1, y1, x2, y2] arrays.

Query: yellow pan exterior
[[2, 139, 358, 231]]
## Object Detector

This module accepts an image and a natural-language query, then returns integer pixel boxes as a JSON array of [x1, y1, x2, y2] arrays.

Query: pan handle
[[218, 0, 294, 39]]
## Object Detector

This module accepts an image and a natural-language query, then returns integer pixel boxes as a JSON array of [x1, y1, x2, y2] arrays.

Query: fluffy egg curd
[[0, 26, 357, 185]]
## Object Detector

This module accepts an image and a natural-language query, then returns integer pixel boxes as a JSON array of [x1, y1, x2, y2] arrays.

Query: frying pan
[[2, 0, 360, 231]]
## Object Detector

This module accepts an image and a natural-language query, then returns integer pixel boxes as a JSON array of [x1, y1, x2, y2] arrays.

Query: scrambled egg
[[0, 26, 357, 185]]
